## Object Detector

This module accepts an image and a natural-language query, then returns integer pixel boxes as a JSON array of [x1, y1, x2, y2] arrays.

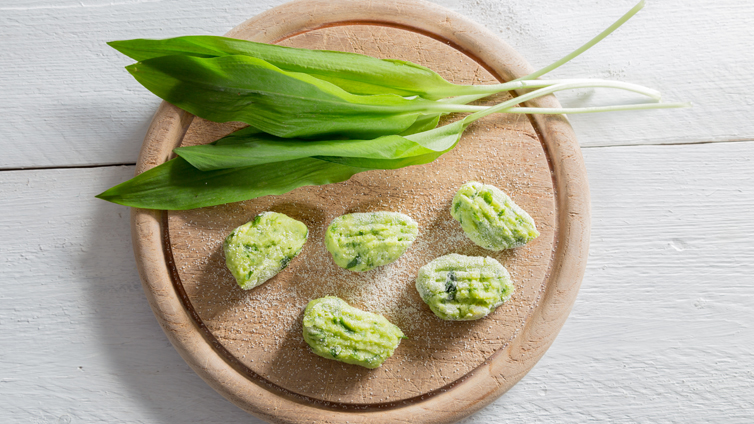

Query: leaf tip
[[124, 62, 140, 74], [107, 40, 130, 55], [94, 190, 112, 201]]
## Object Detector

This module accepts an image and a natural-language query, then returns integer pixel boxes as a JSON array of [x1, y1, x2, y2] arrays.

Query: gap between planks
[[0, 162, 136, 173], [1, 138, 752, 173], [582, 137, 754, 149]]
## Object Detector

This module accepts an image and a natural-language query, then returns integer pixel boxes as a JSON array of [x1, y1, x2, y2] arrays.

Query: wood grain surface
[[131, 0, 589, 422]]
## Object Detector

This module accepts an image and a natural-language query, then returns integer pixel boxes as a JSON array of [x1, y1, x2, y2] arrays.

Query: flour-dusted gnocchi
[[451, 181, 539, 250], [223, 212, 308, 290], [302, 296, 405, 368], [415, 254, 514, 321], [325, 212, 418, 272]]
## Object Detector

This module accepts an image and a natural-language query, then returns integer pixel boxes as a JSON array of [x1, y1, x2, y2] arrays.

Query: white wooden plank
[[0, 1, 164, 11], [0, 0, 272, 170], [1, 141, 752, 422], [0, 166, 258, 423], [1, 0, 752, 169]]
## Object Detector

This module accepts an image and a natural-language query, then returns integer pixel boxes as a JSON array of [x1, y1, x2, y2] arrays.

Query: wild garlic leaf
[[174, 127, 438, 171], [95, 151, 450, 210], [400, 114, 442, 136], [314, 150, 446, 170], [173, 113, 468, 174], [109, 0, 650, 104], [96, 1, 690, 211], [404, 120, 466, 151], [96, 82, 685, 211], [96, 119, 469, 210], [127, 54, 431, 139], [321, 116, 469, 168], [95, 157, 368, 210], [109, 36, 465, 99], [125, 54, 481, 139]]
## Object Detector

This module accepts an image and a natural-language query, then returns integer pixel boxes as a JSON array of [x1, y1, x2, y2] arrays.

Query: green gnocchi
[[415, 254, 514, 321], [223, 212, 308, 290], [302, 296, 405, 369], [451, 181, 539, 250], [325, 212, 418, 272]]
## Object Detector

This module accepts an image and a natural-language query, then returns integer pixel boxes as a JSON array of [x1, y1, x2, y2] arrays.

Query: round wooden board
[[130, 0, 590, 422]]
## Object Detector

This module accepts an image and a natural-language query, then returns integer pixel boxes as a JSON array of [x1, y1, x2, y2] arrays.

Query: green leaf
[[96, 150, 449, 210], [97, 119, 466, 210], [96, 1, 684, 211], [127, 54, 429, 139], [95, 157, 367, 210], [109, 36, 465, 99], [400, 114, 442, 136], [125, 54, 481, 139], [405, 120, 466, 151], [174, 126, 444, 171], [109, 0, 648, 103], [314, 151, 445, 170]]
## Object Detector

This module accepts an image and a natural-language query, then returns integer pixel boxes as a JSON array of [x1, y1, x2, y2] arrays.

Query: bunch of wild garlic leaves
[[97, 0, 686, 210]]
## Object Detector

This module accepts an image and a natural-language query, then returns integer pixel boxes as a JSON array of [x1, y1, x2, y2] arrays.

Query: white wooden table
[[2, 0, 752, 422]]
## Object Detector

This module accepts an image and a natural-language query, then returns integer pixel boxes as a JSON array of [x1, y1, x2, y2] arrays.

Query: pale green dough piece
[[325, 212, 418, 272], [415, 254, 513, 321], [302, 296, 405, 369], [223, 212, 308, 290], [451, 181, 539, 250]]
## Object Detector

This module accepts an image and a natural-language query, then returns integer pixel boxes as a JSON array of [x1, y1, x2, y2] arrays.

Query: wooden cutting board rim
[[130, 0, 591, 422]]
